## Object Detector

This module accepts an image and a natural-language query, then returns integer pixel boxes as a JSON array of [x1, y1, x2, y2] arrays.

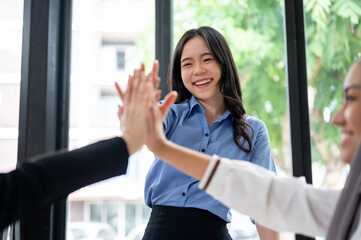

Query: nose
[[194, 62, 206, 75], [331, 104, 345, 126]]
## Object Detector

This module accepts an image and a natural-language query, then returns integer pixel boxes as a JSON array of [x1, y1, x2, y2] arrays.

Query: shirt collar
[[188, 95, 231, 121], [188, 95, 203, 112]]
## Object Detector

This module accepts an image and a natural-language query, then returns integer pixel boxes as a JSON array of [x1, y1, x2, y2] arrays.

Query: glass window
[[90, 203, 102, 222], [0, 0, 23, 173], [106, 202, 119, 231], [96, 229, 116, 240], [116, 51, 125, 70], [304, 0, 361, 190], [125, 204, 136, 235], [67, 0, 155, 239]]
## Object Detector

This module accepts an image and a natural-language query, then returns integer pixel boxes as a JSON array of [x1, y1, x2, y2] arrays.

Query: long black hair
[[168, 26, 253, 153]]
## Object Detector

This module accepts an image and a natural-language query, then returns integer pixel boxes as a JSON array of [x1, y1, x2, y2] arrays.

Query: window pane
[[125, 204, 136, 235], [90, 203, 102, 222], [173, 1, 291, 239], [106, 202, 119, 232], [67, 1, 155, 239], [0, 0, 23, 173], [304, 1, 361, 189]]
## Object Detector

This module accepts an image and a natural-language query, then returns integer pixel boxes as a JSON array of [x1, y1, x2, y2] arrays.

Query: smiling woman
[[331, 61, 361, 164], [142, 26, 279, 240], [180, 36, 223, 125]]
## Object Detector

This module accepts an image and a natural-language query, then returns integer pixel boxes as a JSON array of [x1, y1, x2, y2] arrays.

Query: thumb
[[159, 91, 177, 119]]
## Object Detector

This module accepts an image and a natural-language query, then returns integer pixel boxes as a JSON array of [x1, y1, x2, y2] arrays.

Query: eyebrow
[[344, 85, 361, 94], [181, 52, 213, 63]]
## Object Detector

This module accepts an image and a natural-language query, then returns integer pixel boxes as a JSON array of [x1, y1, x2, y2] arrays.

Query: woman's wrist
[[151, 138, 170, 158], [122, 132, 141, 156]]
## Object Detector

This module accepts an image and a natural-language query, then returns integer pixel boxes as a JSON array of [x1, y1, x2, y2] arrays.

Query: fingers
[[132, 68, 142, 95], [129, 64, 146, 104], [144, 80, 153, 108], [118, 61, 161, 111], [140, 62, 145, 72], [152, 60, 159, 77], [145, 60, 160, 90], [155, 90, 162, 103], [131, 66, 153, 110], [159, 91, 177, 119], [124, 73, 134, 107], [152, 60, 160, 89], [126, 62, 144, 103], [115, 82, 124, 101]]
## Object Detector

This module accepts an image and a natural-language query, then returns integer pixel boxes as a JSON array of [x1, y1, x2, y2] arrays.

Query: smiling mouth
[[340, 131, 354, 147], [194, 79, 212, 86]]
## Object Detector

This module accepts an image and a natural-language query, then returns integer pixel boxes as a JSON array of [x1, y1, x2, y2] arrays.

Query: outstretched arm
[[0, 137, 129, 231], [0, 63, 153, 230], [146, 101, 340, 238]]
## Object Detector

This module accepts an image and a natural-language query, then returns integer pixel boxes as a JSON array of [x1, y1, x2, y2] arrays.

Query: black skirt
[[142, 205, 233, 240]]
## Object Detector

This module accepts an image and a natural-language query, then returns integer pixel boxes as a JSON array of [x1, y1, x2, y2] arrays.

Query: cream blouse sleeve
[[199, 155, 341, 238]]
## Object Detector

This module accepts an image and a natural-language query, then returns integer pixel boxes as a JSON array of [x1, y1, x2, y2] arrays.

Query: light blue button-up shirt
[[144, 96, 276, 222]]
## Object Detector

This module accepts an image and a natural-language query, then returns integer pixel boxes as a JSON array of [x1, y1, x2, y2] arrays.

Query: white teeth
[[194, 79, 211, 86]]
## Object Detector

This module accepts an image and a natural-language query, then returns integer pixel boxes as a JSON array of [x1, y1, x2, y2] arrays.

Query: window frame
[[15, 0, 72, 239]]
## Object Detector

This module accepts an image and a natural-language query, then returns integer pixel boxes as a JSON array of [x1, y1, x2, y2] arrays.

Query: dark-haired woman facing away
[[143, 26, 279, 240]]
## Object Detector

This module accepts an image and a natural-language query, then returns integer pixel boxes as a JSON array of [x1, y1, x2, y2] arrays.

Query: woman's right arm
[[0, 137, 129, 230], [147, 104, 341, 238]]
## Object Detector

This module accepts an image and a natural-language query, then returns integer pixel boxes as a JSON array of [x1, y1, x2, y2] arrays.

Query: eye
[[182, 62, 191, 67], [204, 58, 213, 62], [345, 94, 356, 102]]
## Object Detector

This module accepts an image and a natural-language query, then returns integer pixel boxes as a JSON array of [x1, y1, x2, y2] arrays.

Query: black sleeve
[[0, 137, 129, 230]]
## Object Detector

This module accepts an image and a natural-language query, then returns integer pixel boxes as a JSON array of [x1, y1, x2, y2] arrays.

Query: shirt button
[[205, 133, 209, 137], [201, 149, 205, 153], [182, 192, 186, 196]]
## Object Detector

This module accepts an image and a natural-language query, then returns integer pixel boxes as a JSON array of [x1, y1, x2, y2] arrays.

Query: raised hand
[[115, 61, 177, 155], [115, 66, 153, 155], [147, 59, 160, 90], [116, 60, 177, 122], [116, 60, 159, 103]]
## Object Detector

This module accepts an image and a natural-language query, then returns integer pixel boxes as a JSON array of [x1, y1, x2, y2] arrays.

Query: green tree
[[304, 0, 361, 185]]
